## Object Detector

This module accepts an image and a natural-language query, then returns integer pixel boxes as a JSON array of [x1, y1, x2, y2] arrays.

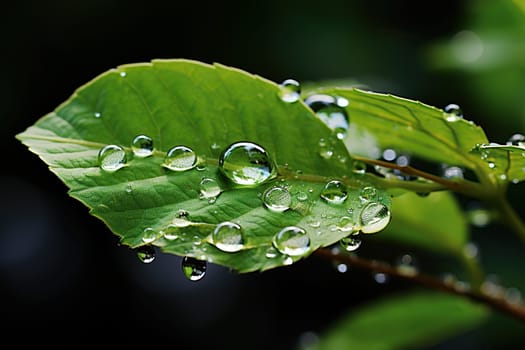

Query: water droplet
[[172, 209, 191, 227], [163, 146, 197, 171], [320, 180, 347, 204], [373, 272, 388, 284], [265, 246, 278, 258], [162, 224, 179, 240], [359, 186, 377, 201], [382, 149, 397, 161], [296, 191, 308, 202], [505, 287, 523, 305], [467, 208, 491, 227], [200, 177, 221, 203], [131, 134, 154, 158], [339, 236, 361, 252], [488, 161, 496, 169], [212, 222, 244, 252], [278, 79, 301, 103], [463, 242, 479, 259], [125, 184, 133, 193], [273, 226, 310, 256], [336, 217, 355, 233], [336, 263, 348, 273], [263, 186, 292, 212], [98, 145, 127, 172], [360, 202, 391, 234], [94, 112, 102, 118], [219, 141, 275, 186], [305, 94, 350, 139], [283, 256, 294, 265], [352, 161, 367, 174], [395, 254, 418, 276], [444, 103, 463, 121], [181, 256, 206, 281], [443, 166, 464, 180], [506, 133, 525, 147], [120, 71, 127, 77], [142, 227, 159, 243], [136, 245, 155, 263]]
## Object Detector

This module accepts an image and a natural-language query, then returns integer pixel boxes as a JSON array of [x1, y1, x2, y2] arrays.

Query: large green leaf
[[16, 59, 392, 273], [311, 291, 488, 350]]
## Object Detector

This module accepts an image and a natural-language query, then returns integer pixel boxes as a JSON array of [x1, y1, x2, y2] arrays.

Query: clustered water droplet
[[219, 141, 275, 186]]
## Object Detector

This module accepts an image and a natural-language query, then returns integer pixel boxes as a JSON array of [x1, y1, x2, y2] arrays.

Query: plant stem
[[494, 195, 525, 242], [313, 248, 525, 323]]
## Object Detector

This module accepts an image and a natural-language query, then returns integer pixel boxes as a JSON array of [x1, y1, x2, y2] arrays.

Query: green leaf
[[378, 191, 468, 256], [311, 291, 488, 350], [16, 59, 391, 273], [471, 143, 525, 184]]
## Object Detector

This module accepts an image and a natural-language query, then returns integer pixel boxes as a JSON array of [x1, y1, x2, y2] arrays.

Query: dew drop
[[444, 103, 463, 121], [94, 112, 102, 118], [395, 254, 418, 276], [265, 246, 278, 258], [339, 236, 361, 252], [181, 256, 207, 281], [131, 134, 154, 158], [219, 141, 275, 186], [305, 94, 350, 139], [443, 166, 464, 180], [296, 191, 308, 202], [163, 146, 197, 171], [125, 184, 133, 193], [212, 222, 244, 252], [119, 71, 127, 77], [382, 149, 397, 161], [136, 245, 156, 264], [352, 161, 367, 174], [263, 186, 292, 212], [360, 202, 391, 234], [373, 272, 389, 284], [359, 186, 377, 201], [172, 209, 191, 227], [162, 224, 179, 240], [273, 226, 310, 256], [320, 180, 348, 204], [336, 216, 355, 233], [318, 138, 334, 159], [142, 227, 159, 243], [278, 79, 301, 103], [506, 133, 525, 147], [283, 256, 294, 265], [336, 263, 348, 273], [98, 145, 127, 172], [200, 177, 221, 203]]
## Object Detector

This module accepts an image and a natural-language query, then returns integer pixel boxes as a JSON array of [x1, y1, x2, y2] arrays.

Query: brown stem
[[314, 248, 525, 323]]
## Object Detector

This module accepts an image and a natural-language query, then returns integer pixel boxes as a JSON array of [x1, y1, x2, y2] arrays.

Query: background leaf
[[16, 59, 392, 273], [311, 291, 488, 350]]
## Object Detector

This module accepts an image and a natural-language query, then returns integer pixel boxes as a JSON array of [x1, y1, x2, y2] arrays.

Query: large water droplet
[[212, 222, 244, 252], [278, 79, 301, 103], [304, 94, 349, 139], [181, 256, 207, 281], [339, 236, 361, 252], [273, 226, 310, 256], [320, 180, 348, 204], [219, 141, 275, 186], [136, 245, 156, 263], [98, 145, 127, 172], [444, 103, 463, 122], [200, 177, 221, 203], [506, 133, 525, 147], [360, 202, 391, 233], [163, 146, 197, 171], [263, 186, 292, 212], [132, 134, 154, 158]]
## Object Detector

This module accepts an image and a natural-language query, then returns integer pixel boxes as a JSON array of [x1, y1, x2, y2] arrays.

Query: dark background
[[2, 0, 525, 348]]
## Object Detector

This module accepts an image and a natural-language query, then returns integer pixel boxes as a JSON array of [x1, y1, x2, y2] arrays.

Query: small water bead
[[163, 145, 197, 171], [119, 71, 127, 77], [296, 191, 308, 202], [142, 227, 159, 243], [336, 216, 355, 233], [273, 226, 310, 256], [359, 186, 377, 201], [352, 161, 367, 174], [98, 144, 127, 172], [506, 133, 525, 147], [444, 103, 463, 121], [131, 134, 154, 158], [318, 138, 334, 159], [278, 79, 301, 103], [172, 209, 191, 227], [200, 177, 221, 203], [304, 94, 350, 139], [336, 263, 348, 273], [162, 224, 179, 240], [219, 141, 275, 186], [265, 246, 278, 259], [382, 149, 397, 161], [212, 222, 244, 252], [339, 236, 362, 252], [283, 256, 294, 265], [320, 180, 348, 204], [94, 112, 102, 118], [125, 184, 133, 193], [360, 202, 391, 234], [373, 272, 389, 284], [181, 256, 207, 281], [395, 254, 418, 276], [443, 166, 464, 180], [136, 245, 156, 264], [263, 186, 292, 212]]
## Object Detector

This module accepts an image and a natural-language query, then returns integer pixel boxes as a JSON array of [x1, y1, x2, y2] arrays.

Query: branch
[[313, 248, 525, 323]]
